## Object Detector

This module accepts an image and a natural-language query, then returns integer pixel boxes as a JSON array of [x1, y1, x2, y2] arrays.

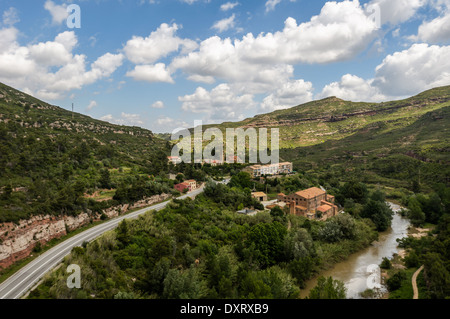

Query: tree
[[308, 276, 347, 299], [380, 257, 392, 269], [386, 271, 406, 292], [361, 200, 393, 231], [99, 169, 112, 189], [407, 197, 426, 227], [248, 222, 287, 267]]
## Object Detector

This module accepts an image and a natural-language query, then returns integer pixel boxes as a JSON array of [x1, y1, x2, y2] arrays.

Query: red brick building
[[278, 187, 338, 220]]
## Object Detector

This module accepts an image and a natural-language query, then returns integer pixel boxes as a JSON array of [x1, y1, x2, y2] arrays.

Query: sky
[[0, 0, 449, 133]]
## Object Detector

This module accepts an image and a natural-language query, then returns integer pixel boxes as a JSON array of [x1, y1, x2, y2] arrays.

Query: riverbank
[[299, 202, 410, 299]]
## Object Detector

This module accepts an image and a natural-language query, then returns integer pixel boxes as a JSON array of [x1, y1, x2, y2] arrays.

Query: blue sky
[[0, 0, 449, 133]]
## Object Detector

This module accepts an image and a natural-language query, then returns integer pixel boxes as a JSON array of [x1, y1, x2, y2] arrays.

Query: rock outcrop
[[0, 193, 170, 269]]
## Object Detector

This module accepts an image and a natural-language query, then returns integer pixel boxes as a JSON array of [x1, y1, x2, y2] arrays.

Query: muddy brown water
[[299, 202, 410, 299]]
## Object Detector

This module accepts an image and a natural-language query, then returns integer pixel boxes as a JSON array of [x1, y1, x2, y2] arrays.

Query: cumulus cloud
[[172, 0, 379, 94], [261, 80, 314, 112], [414, 4, 450, 43], [318, 43, 450, 102], [151, 101, 165, 108], [44, 0, 68, 25], [366, 0, 426, 25], [372, 43, 450, 96], [179, 83, 256, 121], [0, 28, 124, 100], [318, 74, 387, 102], [126, 63, 174, 83], [123, 23, 197, 64]]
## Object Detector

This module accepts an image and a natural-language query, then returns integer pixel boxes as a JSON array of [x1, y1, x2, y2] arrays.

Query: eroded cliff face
[[0, 193, 171, 269]]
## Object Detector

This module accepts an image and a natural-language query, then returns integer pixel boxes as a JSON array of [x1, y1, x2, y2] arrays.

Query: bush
[[380, 257, 392, 269], [386, 271, 406, 291]]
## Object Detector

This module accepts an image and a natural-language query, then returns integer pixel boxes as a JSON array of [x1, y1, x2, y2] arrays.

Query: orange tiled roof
[[317, 204, 332, 213], [295, 187, 325, 198]]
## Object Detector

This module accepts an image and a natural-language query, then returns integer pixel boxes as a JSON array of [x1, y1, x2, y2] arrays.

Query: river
[[299, 202, 411, 299]]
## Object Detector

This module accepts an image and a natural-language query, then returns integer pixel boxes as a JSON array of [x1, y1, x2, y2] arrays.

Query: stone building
[[277, 187, 338, 220]]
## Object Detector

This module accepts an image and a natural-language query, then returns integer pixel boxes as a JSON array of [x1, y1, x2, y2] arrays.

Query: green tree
[[408, 197, 426, 227], [361, 200, 393, 231], [248, 222, 287, 267], [308, 276, 347, 299]]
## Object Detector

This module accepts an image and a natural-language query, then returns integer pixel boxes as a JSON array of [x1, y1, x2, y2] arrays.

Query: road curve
[[412, 265, 424, 300], [0, 186, 205, 299]]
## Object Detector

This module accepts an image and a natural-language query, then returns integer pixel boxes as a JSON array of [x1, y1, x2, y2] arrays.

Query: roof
[[295, 187, 325, 199], [317, 205, 332, 213], [175, 182, 189, 187], [252, 192, 267, 197], [278, 193, 285, 196], [185, 180, 196, 183], [278, 162, 292, 165]]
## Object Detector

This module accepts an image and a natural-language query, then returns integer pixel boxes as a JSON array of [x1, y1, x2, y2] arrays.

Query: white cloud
[[100, 112, 145, 126], [372, 43, 450, 96], [415, 10, 450, 43], [179, 83, 256, 121], [0, 29, 124, 100], [318, 43, 450, 102], [44, 0, 68, 25], [173, 0, 379, 92], [318, 74, 387, 102], [2, 7, 20, 26], [366, 0, 426, 25], [265, 0, 282, 12], [86, 100, 98, 112], [221, 2, 239, 11], [211, 14, 236, 33], [261, 79, 314, 112], [151, 101, 165, 108], [123, 23, 197, 64], [126, 63, 174, 83]]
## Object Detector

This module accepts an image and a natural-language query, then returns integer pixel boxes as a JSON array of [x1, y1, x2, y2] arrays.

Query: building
[[278, 187, 338, 220], [184, 180, 197, 191], [174, 180, 197, 193], [243, 162, 293, 178], [251, 192, 268, 202], [174, 182, 190, 193]]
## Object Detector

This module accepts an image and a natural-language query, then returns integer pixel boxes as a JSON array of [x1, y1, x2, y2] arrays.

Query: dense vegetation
[[29, 177, 379, 299]]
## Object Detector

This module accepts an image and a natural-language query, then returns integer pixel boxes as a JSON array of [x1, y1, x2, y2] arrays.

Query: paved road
[[0, 187, 205, 299]]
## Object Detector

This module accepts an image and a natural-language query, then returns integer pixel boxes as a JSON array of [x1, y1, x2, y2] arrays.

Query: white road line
[[0, 187, 204, 299]]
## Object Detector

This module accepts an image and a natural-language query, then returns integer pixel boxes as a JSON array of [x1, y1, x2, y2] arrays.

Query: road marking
[[0, 187, 204, 299]]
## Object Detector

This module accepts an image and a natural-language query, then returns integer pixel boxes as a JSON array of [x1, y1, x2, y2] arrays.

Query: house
[[278, 187, 338, 220], [243, 162, 293, 178], [184, 180, 197, 191], [174, 180, 197, 193], [251, 192, 268, 202], [174, 182, 190, 193]]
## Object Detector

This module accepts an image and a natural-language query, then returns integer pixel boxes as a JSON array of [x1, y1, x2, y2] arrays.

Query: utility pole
[[72, 103, 74, 120]]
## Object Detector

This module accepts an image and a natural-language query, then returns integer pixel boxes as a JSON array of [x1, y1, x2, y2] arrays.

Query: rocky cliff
[[0, 193, 170, 269]]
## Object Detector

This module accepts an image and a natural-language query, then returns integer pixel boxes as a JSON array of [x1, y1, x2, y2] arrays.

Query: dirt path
[[412, 265, 424, 299]]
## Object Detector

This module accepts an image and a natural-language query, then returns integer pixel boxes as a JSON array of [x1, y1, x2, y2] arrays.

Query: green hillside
[[204, 86, 450, 149], [0, 82, 171, 222]]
